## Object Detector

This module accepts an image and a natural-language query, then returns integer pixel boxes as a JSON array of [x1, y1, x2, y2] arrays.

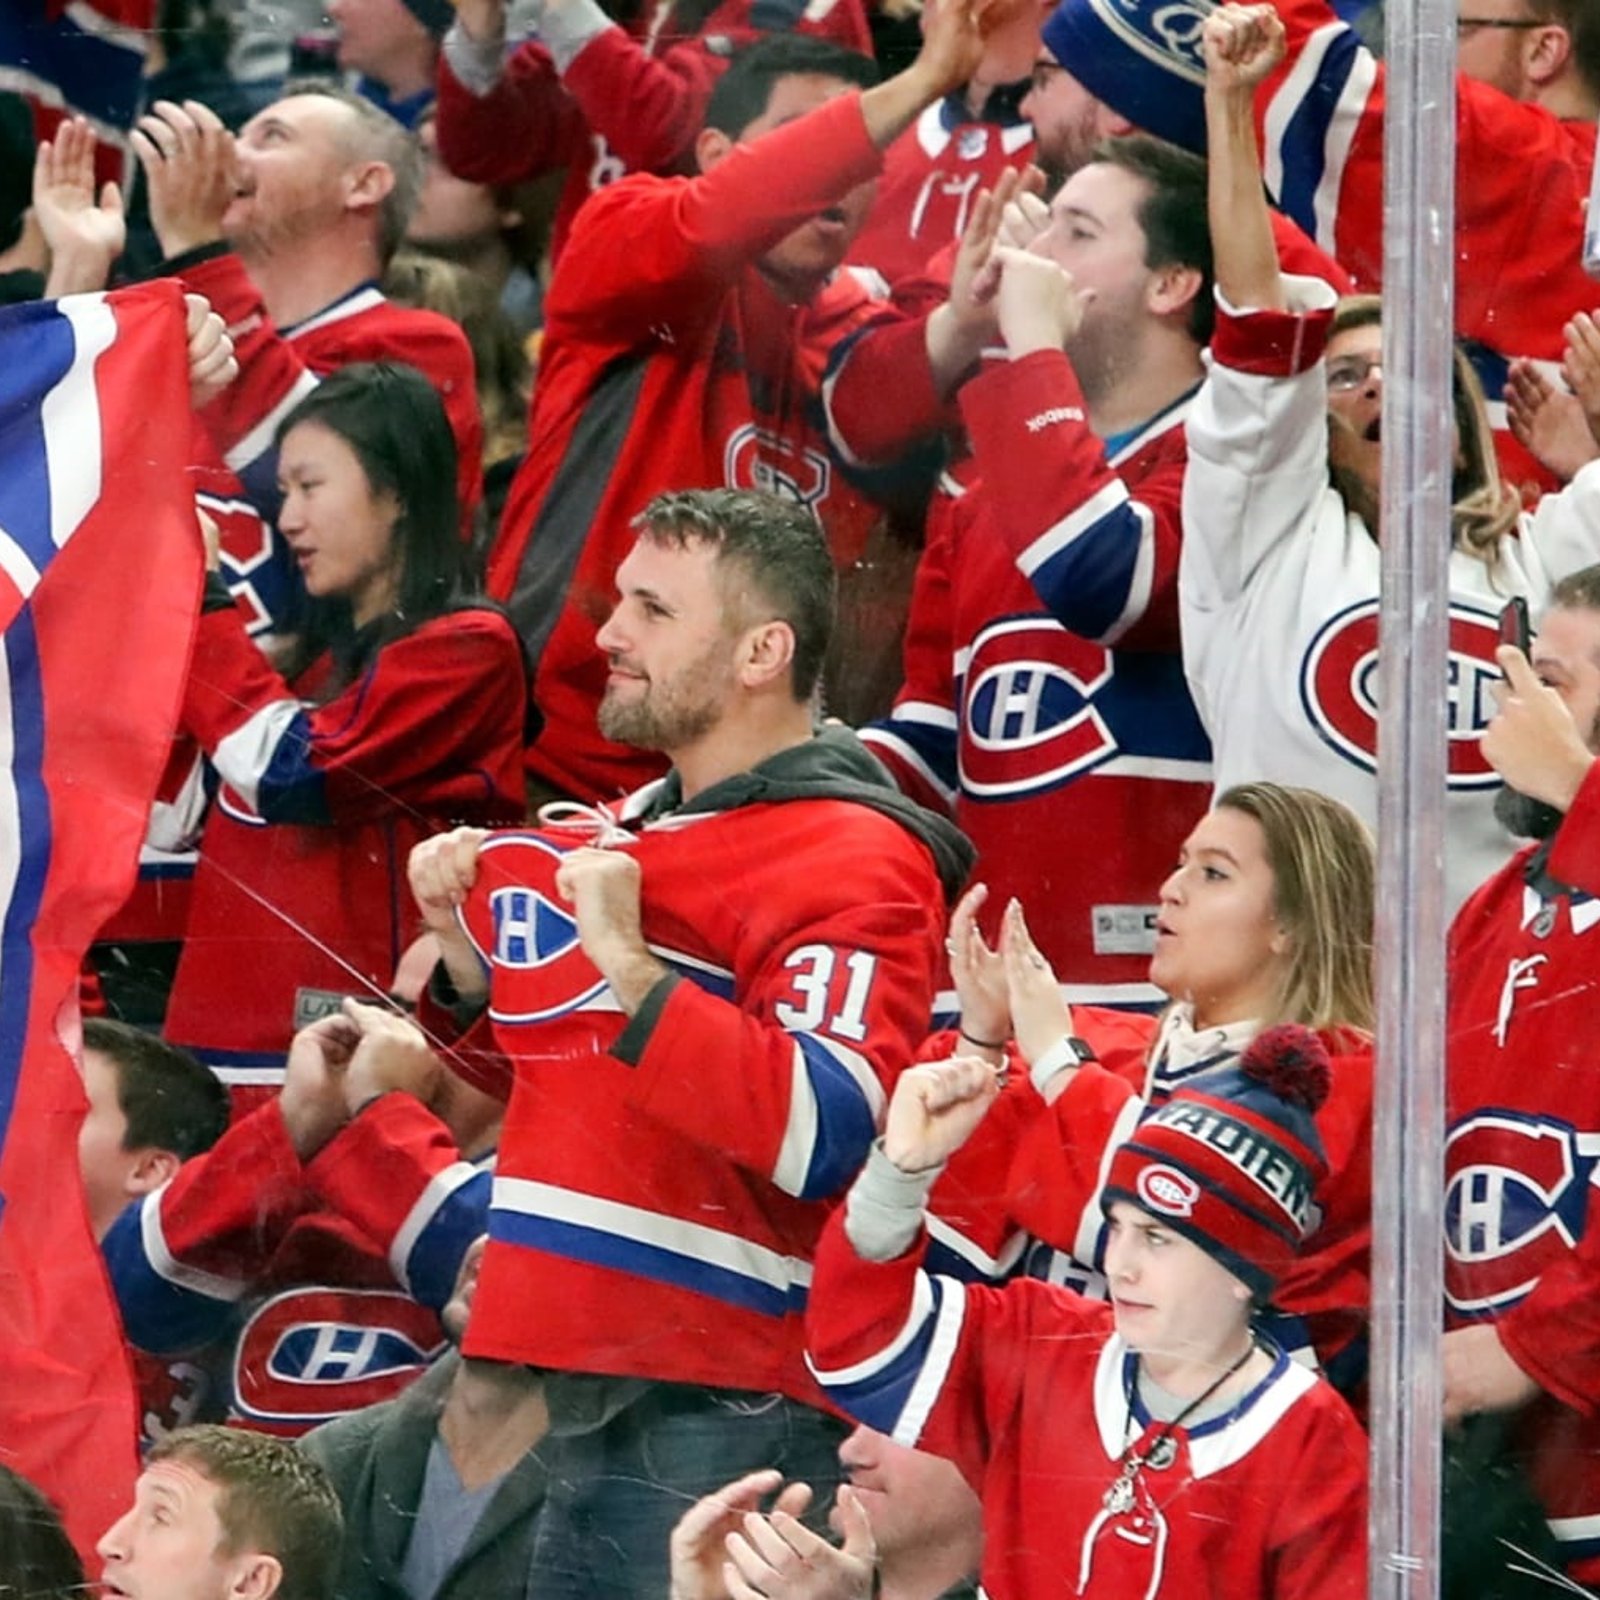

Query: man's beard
[[596, 655, 728, 753], [1494, 782, 1565, 842]]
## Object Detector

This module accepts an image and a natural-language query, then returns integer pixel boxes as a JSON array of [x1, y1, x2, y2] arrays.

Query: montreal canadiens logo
[[465, 834, 610, 1024], [1443, 1112, 1592, 1313], [1136, 1163, 1200, 1218], [960, 618, 1116, 798], [724, 425, 831, 510], [1299, 600, 1503, 787]]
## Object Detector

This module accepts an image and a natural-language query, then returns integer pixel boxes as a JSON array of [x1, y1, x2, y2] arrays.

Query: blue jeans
[[527, 1381, 849, 1600]]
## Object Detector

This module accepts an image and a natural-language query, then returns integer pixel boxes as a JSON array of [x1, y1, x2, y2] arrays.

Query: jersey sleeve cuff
[[1211, 276, 1338, 376], [609, 971, 682, 1066], [1549, 757, 1600, 892]]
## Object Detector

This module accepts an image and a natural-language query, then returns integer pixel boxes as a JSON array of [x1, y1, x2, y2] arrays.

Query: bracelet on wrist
[[958, 1026, 1005, 1052]]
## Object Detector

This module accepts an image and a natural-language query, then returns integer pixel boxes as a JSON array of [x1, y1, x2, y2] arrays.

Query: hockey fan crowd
[[4, 0, 1600, 1593]]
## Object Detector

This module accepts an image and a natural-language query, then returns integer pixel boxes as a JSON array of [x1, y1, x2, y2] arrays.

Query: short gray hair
[[282, 78, 422, 263]]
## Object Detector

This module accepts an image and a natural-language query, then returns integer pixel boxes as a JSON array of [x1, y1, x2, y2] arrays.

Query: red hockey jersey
[[857, 351, 1211, 1001], [846, 89, 1036, 290], [162, 602, 525, 1090], [805, 1209, 1369, 1600], [434, 0, 872, 266], [102, 1093, 490, 1433], [428, 733, 964, 1400], [1444, 761, 1600, 1573], [486, 92, 909, 803]]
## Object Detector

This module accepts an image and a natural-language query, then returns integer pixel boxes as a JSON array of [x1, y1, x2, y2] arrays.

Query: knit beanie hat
[[1102, 1025, 1331, 1299], [400, 0, 456, 36], [1039, 0, 1209, 154]]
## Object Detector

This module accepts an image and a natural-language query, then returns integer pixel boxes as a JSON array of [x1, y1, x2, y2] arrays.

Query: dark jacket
[[300, 1354, 548, 1600]]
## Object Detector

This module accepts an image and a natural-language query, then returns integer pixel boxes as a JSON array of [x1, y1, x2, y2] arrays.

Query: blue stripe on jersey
[[401, 1166, 492, 1310], [101, 1204, 242, 1354], [1025, 504, 1145, 641], [1274, 23, 1363, 240], [253, 709, 333, 824], [487, 1208, 804, 1320], [789, 1034, 881, 1201], [864, 713, 959, 797], [812, 1273, 952, 1436]]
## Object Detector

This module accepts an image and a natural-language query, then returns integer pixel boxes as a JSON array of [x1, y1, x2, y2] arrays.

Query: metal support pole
[[1370, 0, 1456, 1590]]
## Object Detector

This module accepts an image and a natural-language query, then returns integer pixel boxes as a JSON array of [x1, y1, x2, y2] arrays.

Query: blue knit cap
[[1039, 0, 1210, 153]]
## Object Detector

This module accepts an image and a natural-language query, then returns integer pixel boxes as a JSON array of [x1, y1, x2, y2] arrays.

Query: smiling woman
[[157, 362, 527, 1105]]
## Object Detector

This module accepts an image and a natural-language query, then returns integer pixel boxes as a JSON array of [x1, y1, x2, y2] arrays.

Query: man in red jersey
[[411, 488, 973, 1600], [1442, 565, 1600, 1587], [486, 7, 988, 805]]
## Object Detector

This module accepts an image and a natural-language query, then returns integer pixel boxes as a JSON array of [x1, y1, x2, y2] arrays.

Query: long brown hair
[[1216, 782, 1376, 1035]]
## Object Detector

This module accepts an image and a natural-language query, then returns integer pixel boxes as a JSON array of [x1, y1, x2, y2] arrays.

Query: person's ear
[[125, 1147, 180, 1197], [1268, 922, 1292, 957], [344, 159, 397, 219], [1146, 263, 1202, 324], [695, 127, 734, 174], [1523, 22, 1573, 89], [739, 619, 797, 691], [228, 1553, 283, 1600]]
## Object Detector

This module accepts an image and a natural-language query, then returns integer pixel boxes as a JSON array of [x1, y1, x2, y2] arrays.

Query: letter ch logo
[[1136, 1163, 1200, 1217]]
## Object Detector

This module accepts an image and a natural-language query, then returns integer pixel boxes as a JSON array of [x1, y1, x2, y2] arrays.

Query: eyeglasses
[[1028, 59, 1067, 94], [1456, 16, 1542, 31], [1327, 355, 1384, 392]]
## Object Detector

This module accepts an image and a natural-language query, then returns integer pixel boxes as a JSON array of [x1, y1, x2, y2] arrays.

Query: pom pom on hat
[[1240, 1024, 1331, 1115]]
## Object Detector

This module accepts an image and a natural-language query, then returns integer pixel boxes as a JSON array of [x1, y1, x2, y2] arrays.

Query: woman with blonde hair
[[949, 781, 1376, 1389], [1183, 3, 1600, 912]]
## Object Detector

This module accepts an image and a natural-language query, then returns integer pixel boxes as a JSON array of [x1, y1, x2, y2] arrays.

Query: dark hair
[[82, 1018, 228, 1161], [279, 78, 422, 263], [632, 488, 836, 700], [275, 361, 471, 684], [0, 1466, 84, 1600], [1088, 134, 1214, 345], [702, 35, 878, 137], [148, 1428, 341, 1600], [1529, 0, 1600, 100]]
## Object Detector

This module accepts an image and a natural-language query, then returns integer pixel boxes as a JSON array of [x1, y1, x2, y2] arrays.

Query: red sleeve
[[963, 350, 1183, 651], [546, 90, 883, 334], [617, 837, 943, 1201], [180, 608, 526, 826], [1210, 290, 1335, 375], [1499, 1206, 1600, 1414], [1259, 0, 1594, 358], [805, 1200, 1107, 1484], [1005, 1062, 1147, 1258], [822, 310, 948, 466], [561, 28, 726, 174], [155, 1101, 312, 1281], [434, 41, 591, 185], [305, 1093, 465, 1252]]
